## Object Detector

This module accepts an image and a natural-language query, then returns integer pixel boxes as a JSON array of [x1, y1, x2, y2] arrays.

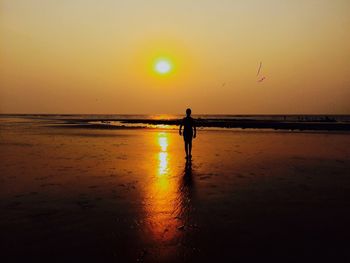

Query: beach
[[1, 116, 350, 262]]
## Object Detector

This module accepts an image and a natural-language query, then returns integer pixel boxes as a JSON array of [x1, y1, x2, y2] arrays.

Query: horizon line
[[1, 113, 350, 116]]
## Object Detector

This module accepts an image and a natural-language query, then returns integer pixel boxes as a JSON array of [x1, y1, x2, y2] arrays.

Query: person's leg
[[188, 140, 192, 157], [184, 141, 189, 157]]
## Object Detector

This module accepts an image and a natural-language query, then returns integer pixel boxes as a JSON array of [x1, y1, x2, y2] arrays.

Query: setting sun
[[154, 59, 172, 75]]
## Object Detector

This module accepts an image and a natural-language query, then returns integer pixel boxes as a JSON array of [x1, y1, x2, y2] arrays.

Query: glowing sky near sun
[[0, 0, 349, 114]]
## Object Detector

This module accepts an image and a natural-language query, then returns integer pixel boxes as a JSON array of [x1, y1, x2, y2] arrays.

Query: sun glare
[[133, 40, 193, 83], [154, 59, 172, 75]]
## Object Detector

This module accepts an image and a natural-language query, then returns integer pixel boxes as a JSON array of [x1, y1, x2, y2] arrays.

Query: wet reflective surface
[[1, 117, 350, 262], [144, 132, 182, 245]]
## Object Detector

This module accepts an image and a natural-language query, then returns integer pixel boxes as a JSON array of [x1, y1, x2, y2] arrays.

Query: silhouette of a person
[[179, 108, 196, 159]]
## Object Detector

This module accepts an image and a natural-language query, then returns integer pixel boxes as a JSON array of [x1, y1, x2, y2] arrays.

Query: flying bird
[[256, 61, 267, 83], [258, 76, 266, 83], [256, 62, 262, 77]]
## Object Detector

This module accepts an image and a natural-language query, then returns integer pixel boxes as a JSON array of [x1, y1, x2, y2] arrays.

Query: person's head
[[186, 108, 191, 116]]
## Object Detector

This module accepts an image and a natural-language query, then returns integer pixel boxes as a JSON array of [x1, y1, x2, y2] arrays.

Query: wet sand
[[1, 118, 350, 262]]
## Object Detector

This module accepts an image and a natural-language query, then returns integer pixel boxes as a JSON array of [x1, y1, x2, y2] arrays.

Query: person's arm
[[193, 120, 196, 138], [179, 121, 183, 136]]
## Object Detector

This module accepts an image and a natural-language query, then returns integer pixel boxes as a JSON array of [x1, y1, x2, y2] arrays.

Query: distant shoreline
[[1, 114, 350, 131], [56, 118, 350, 131]]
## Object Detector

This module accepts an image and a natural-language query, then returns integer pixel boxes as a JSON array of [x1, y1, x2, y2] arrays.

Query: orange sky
[[1, 0, 349, 114]]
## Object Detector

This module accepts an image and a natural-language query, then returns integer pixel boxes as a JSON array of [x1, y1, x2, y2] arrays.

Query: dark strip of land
[[121, 119, 350, 131], [56, 118, 350, 131]]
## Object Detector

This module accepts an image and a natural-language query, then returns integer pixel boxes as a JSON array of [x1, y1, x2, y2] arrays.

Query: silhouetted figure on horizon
[[179, 108, 196, 159]]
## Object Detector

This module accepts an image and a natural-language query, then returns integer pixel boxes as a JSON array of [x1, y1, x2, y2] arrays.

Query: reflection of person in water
[[184, 159, 192, 177], [177, 159, 194, 233], [179, 108, 197, 159]]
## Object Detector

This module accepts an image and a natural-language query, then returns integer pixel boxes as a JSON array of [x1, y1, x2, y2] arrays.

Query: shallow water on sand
[[1, 118, 350, 262]]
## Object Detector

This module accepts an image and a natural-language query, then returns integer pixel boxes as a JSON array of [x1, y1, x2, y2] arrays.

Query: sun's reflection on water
[[143, 132, 184, 248], [158, 135, 168, 152], [158, 152, 168, 178]]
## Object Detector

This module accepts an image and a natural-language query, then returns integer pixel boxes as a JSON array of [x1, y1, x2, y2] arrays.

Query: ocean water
[[1, 114, 350, 122]]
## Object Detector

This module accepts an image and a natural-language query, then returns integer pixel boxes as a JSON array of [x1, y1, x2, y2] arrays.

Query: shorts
[[183, 131, 193, 142]]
